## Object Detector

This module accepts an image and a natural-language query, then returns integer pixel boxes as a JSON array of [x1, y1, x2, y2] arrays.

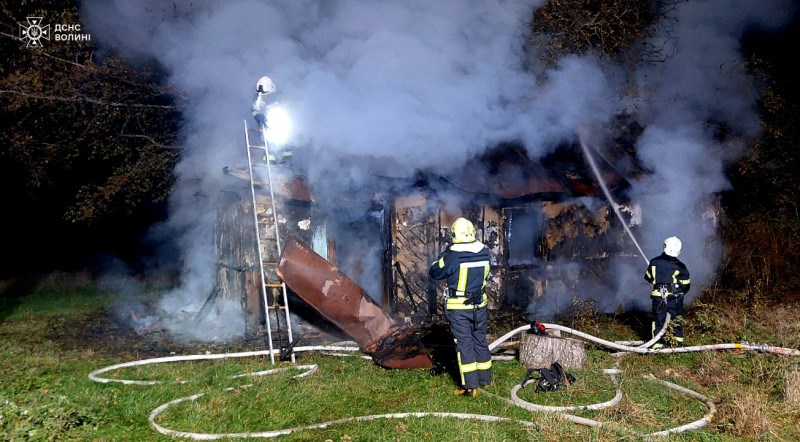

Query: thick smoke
[[81, 0, 796, 337], [615, 0, 797, 309]]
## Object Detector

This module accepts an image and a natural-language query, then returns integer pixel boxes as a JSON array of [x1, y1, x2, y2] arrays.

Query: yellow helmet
[[451, 217, 476, 243]]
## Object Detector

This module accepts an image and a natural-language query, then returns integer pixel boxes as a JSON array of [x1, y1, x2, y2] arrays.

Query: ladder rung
[[245, 122, 294, 358]]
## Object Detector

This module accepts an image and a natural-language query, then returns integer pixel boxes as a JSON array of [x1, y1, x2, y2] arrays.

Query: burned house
[[386, 141, 644, 320], [210, 136, 645, 347]]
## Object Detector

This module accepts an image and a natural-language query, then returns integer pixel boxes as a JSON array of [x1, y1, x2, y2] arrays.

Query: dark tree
[[0, 1, 183, 274], [529, 0, 680, 64]]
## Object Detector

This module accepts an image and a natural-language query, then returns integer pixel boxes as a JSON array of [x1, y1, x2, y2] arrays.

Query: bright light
[[266, 106, 291, 145]]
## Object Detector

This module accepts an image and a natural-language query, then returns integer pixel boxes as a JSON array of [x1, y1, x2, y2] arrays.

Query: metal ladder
[[244, 120, 295, 364]]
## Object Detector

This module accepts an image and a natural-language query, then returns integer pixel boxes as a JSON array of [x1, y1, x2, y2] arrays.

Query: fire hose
[[488, 318, 800, 357], [89, 345, 542, 439], [485, 319, 798, 438], [88, 319, 799, 439]]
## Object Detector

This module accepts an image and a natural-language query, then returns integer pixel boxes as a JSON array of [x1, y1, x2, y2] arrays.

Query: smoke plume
[[82, 0, 797, 336]]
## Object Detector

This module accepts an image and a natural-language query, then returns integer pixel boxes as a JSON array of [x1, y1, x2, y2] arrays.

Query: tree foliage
[[1, 0, 182, 225], [530, 0, 674, 64], [720, 52, 800, 295], [0, 1, 183, 275]]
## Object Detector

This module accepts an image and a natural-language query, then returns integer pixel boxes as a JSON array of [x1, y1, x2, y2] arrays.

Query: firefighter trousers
[[652, 295, 684, 346], [447, 307, 492, 389]]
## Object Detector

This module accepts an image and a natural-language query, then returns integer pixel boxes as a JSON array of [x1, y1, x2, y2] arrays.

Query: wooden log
[[519, 332, 586, 370]]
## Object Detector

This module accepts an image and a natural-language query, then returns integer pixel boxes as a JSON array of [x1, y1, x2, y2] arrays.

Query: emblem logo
[[19, 17, 50, 48]]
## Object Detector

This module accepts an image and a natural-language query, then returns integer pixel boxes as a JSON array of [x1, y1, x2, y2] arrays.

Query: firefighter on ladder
[[252, 75, 293, 163], [645, 236, 691, 348], [429, 217, 492, 397]]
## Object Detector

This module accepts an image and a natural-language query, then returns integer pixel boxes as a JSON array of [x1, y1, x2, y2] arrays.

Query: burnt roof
[[442, 141, 630, 201], [223, 139, 633, 204]]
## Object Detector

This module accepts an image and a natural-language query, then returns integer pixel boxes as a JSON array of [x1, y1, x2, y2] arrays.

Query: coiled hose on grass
[[487, 320, 797, 438], [88, 318, 798, 439], [89, 345, 542, 439]]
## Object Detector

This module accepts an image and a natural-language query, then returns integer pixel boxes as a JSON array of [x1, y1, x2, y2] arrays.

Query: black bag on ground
[[519, 362, 576, 393]]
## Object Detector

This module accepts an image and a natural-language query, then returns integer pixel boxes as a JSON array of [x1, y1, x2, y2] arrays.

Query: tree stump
[[519, 332, 586, 370]]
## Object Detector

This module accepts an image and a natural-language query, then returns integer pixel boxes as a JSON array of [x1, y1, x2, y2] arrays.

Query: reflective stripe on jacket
[[644, 252, 691, 296], [445, 293, 488, 309], [429, 241, 490, 310]]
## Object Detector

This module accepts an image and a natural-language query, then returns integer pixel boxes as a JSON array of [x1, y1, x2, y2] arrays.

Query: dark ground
[[46, 306, 253, 359]]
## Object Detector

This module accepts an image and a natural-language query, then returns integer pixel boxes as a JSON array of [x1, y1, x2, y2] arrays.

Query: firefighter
[[429, 217, 492, 397], [252, 75, 293, 163], [252, 75, 276, 127], [644, 236, 691, 348]]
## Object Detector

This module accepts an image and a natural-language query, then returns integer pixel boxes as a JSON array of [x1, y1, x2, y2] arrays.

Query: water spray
[[577, 133, 649, 265]]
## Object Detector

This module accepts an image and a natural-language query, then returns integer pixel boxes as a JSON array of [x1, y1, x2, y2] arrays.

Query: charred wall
[[386, 193, 644, 321], [387, 197, 506, 321], [501, 198, 643, 316], [213, 189, 257, 335], [388, 193, 439, 321], [215, 166, 651, 333], [213, 178, 320, 339]]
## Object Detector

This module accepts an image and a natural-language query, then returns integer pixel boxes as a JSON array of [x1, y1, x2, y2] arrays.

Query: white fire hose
[[486, 319, 797, 438], [88, 318, 798, 439], [89, 345, 542, 439]]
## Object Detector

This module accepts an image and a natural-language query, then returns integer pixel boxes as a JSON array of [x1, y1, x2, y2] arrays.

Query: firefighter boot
[[454, 388, 477, 398]]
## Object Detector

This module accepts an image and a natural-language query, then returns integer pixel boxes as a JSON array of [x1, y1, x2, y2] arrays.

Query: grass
[[1, 275, 799, 441]]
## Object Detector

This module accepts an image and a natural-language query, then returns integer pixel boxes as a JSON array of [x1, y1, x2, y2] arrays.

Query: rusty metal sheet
[[276, 235, 395, 343], [277, 235, 433, 369]]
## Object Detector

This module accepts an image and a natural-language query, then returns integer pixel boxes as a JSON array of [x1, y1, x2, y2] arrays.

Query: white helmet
[[256, 75, 276, 95], [663, 236, 682, 257], [451, 217, 476, 244]]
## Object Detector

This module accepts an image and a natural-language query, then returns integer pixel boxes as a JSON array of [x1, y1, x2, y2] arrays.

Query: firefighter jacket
[[251, 93, 282, 125], [251, 95, 267, 126], [644, 252, 691, 297], [429, 241, 490, 310]]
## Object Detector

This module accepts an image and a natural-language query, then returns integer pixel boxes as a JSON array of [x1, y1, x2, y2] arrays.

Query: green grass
[[2, 278, 799, 441]]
